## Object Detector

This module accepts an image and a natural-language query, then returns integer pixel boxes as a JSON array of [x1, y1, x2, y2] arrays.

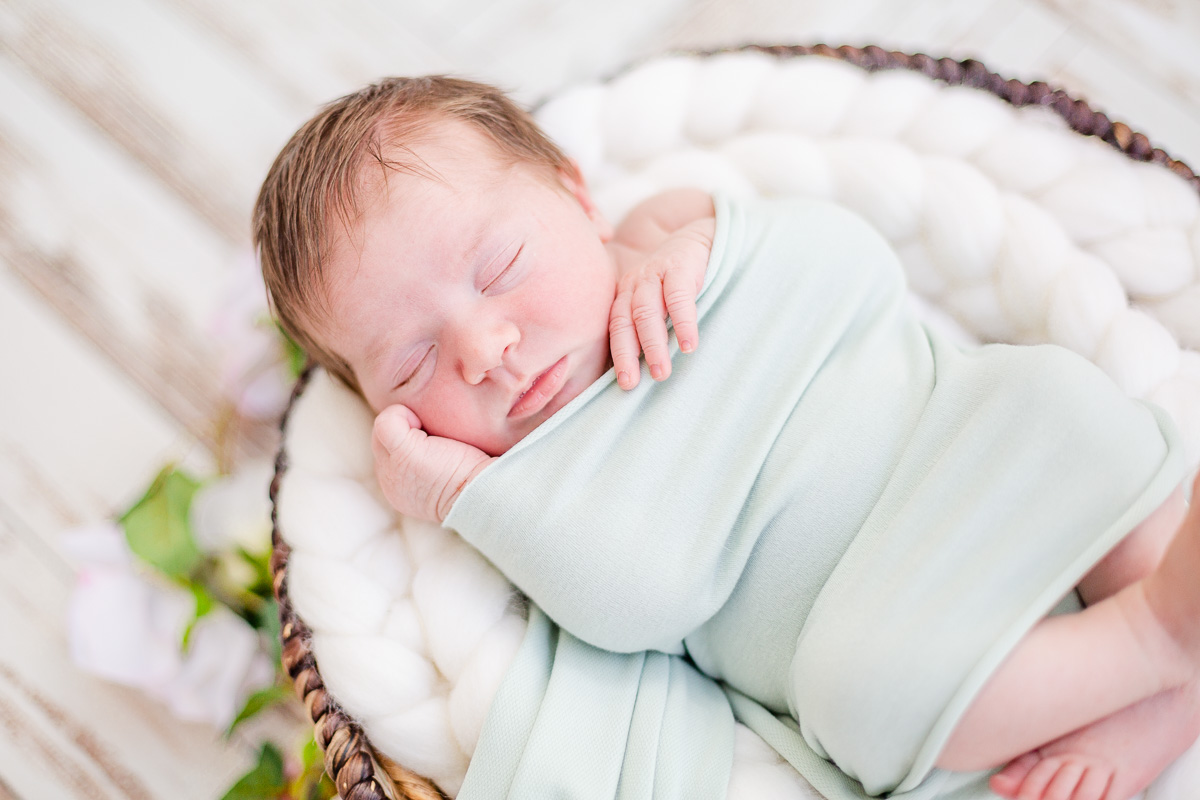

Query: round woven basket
[[268, 43, 1200, 800]]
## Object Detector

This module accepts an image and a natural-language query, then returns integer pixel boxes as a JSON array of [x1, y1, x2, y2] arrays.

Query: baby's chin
[[461, 419, 542, 458]]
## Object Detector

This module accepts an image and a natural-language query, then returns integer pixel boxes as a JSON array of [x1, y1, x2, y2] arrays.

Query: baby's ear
[[558, 160, 614, 242]]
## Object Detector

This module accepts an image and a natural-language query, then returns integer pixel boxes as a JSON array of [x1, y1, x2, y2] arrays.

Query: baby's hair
[[253, 75, 575, 395]]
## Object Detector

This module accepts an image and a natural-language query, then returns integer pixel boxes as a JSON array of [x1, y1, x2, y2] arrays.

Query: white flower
[[60, 521, 135, 568], [190, 460, 275, 556], [208, 249, 294, 421], [158, 610, 275, 727], [62, 522, 276, 728], [66, 557, 189, 688]]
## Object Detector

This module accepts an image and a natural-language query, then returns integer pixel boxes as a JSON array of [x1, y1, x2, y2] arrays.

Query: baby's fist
[[372, 405, 494, 522]]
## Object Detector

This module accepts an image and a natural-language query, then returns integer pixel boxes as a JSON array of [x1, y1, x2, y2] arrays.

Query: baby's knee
[[1080, 484, 1187, 605]]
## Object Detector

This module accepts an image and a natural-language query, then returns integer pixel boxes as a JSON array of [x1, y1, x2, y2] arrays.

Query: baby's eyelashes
[[481, 245, 525, 295], [394, 346, 434, 391]]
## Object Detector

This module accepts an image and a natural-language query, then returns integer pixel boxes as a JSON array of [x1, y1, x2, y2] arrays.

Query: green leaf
[[238, 544, 275, 598], [305, 770, 337, 800], [181, 583, 218, 650], [293, 736, 337, 800], [220, 742, 287, 800], [273, 320, 309, 378], [301, 735, 323, 774], [256, 599, 283, 667], [225, 684, 291, 739], [120, 465, 203, 579]]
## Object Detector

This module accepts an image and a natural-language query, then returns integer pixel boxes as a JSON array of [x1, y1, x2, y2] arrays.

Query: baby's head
[[255, 76, 619, 456]]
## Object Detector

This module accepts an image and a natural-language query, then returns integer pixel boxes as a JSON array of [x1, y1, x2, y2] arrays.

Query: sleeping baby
[[255, 75, 1200, 800]]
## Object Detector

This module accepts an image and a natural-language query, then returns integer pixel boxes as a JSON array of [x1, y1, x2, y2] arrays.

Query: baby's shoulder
[[619, 187, 714, 225], [611, 189, 715, 253]]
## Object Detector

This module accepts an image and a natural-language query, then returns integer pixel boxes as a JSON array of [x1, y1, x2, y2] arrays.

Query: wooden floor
[[0, 0, 1197, 797]]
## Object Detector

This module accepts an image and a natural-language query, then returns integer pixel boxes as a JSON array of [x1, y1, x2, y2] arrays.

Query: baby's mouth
[[508, 356, 568, 420]]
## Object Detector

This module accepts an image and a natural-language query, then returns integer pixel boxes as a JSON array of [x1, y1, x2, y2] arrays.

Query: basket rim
[[269, 42, 1200, 800]]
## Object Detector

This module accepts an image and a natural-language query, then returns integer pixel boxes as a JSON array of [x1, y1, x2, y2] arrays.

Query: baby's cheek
[[414, 391, 473, 440], [564, 279, 615, 333], [421, 402, 514, 457]]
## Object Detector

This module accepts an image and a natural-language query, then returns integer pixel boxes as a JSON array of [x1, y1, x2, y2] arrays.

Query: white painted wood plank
[[159, 0, 700, 133], [659, 0, 1057, 72], [0, 265, 190, 535], [662, 0, 893, 54], [0, 0, 303, 241], [175, 0, 698, 109], [0, 49, 270, 450], [0, 1, 1194, 797], [954, 0, 1079, 83], [1047, 33, 1200, 166], [444, 0, 693, 103], [945, 0, 1200, 174], [873, 0, 1011, 56], [0, 50, 229, 339], [163, 0, 457, 110], [0, 515, 253, 800], [1041, 0, 1200, 108]]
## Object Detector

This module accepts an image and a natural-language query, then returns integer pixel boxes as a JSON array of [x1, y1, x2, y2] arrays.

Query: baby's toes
[[1071, 766, 1114, 800], [992, 752, 1041, 798], [1042, 760, 1085, 800], [1016, 756, 1070, 800]]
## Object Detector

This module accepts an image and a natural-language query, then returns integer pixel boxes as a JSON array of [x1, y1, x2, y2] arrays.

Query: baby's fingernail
[[680, 338, 694, 353], [650, 364, 663, 380], [618, 370, 630, 388]]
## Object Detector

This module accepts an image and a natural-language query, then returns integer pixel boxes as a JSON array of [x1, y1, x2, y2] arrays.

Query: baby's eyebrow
[[364, 333, 396, 378], [463, 223, 493, 272]]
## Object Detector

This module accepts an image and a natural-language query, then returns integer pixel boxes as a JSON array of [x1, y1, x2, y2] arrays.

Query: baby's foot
[[1133, 473, 1200, 690], [990, 679, 1200, 800], [990, 752, 1114, 800]]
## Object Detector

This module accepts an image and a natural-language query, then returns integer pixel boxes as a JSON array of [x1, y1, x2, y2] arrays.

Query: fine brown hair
[[253, 75, 575, 396]]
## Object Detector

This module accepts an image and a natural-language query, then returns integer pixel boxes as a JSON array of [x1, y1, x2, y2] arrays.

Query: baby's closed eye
[[481, 244, 525, 295], [395, 345, 434, 390]]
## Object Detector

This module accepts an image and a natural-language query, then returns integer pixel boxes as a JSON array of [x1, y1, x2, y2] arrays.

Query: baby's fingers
[[631, 276, 671, 381], [372, 405, 492, 522], [662, 267, 699, 355], [373, 404, 423, 452], [609, 277, 642, 390]]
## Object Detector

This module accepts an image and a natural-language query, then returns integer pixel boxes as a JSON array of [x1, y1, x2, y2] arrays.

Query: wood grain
[[1041, 0, 1200, 107], [0, 0, 1197, 796], [0, 48, 277, 457], [1, 0, 256, 243], [0, 515, 251, 800]]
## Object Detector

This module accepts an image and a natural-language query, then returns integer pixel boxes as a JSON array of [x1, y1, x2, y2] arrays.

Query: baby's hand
[[609, 216, 715, 390], [371, 405, 494, 522]]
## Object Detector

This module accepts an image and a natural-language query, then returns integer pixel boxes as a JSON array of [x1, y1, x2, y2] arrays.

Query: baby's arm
[[371, 405, 494, 522], [607, 189, 715, 390]]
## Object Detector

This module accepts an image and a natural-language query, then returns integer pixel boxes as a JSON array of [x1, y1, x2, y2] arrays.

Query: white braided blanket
[[275, 52, 1200, 799]]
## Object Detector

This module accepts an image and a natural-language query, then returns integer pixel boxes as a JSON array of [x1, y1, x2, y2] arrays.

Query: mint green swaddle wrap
[[447, 195, 1187, 798], [456, 606, 736, 799]]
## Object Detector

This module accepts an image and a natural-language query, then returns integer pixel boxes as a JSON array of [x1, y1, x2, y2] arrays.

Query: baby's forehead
[[376, 117, 515, 179], [326, 113, 568, 276]]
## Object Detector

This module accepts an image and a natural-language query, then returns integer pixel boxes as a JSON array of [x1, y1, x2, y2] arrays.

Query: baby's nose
[[456, 319, 518, 385]]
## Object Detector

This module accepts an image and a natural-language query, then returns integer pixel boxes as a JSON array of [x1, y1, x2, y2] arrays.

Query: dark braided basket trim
[[268, 44, 1200, 800], [271, 365, 446, 800], [724, 44, 1200, 192]]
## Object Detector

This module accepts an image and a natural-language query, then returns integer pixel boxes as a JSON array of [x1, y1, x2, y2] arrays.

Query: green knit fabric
[[450, 195, 1186, 798]]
